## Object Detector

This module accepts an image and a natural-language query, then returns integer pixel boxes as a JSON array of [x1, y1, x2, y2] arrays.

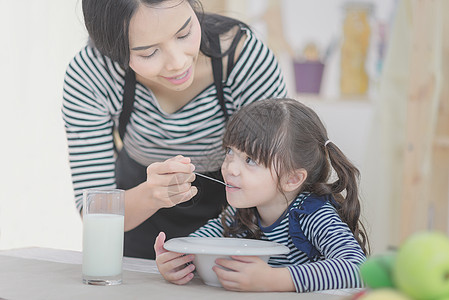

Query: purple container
[[293, 61, 325, 94]]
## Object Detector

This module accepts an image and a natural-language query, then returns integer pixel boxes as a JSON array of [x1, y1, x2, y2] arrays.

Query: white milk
[[82, 213, 124, 276]]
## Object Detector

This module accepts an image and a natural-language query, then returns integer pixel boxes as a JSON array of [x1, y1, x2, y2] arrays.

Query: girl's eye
[[142, 49, 158, 59], [246, 156, 257, 166], [225, 147, 233, 155]]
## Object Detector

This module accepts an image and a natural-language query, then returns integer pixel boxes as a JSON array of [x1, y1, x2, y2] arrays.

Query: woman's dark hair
[[221, 98, 370, 255], [82, 0, 248, 68]]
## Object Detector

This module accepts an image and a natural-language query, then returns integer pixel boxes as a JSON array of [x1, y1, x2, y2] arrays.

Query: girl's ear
[[282, 168, 307, 192]]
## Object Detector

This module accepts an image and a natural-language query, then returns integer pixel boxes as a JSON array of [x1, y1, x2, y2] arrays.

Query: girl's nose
[[222, 157, 240, 177]]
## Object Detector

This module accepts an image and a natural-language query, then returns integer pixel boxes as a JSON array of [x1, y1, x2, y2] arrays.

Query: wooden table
[[0, 248, 360, 299]]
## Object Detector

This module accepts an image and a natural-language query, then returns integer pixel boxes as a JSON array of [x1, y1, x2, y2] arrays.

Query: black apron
[[116, 149, 227, 259], [115, 31, 244, 259]]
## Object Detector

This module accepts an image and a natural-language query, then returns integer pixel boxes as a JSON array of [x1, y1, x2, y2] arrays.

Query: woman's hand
[[145, 155, 198, 209], [213, 256, 295, 292], [124, 155, 197, 230], [154, 232, 196, 285]]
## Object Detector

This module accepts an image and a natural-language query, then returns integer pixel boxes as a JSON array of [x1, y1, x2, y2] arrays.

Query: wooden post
[[428, 0, 449, 233], [399, 0, 444, 241]]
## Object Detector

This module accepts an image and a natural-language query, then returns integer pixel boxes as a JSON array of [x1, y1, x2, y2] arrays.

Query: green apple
[[360, 253, 396, 289], [358, 289, 410, 300], [393, 231, 449, 300]]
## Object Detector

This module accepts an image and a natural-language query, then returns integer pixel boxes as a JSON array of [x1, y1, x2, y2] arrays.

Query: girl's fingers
[[157, 252, 196, 285], [168, 263, 196, 284], [213, 266, 241, 291], [215, 256, 259, 271], [214, 258, 240, 271], [154, 232, 167, 257], [158, 252, 195, 271], [228, 255, 259, 263], [219, 279, 240, 291]]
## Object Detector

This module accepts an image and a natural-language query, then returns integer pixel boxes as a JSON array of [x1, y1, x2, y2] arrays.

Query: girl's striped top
[[61, 28, 287, 212], [190, 193, 366, 293]]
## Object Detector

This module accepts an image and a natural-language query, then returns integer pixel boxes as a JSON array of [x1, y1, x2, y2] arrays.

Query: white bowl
[[163, 237, 290, 287]]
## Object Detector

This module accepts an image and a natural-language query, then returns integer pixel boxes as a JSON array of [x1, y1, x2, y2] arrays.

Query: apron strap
[[210, 35, 228, 121], [226, 28, 245, 77], [119, 69, 136, 141]]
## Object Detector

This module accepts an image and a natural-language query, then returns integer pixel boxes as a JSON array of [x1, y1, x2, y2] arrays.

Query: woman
[[62, 0, 287, 259]]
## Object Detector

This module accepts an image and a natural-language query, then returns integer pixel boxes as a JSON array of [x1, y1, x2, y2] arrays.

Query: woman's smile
[[162, 67, 192, 85]]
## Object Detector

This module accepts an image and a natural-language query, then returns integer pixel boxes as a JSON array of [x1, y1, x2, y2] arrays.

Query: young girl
[[154, 98, 369, 292]]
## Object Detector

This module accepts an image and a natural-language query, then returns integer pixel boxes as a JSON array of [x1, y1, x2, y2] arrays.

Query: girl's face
[[221, 147, 289, 222], [128, 1, 201, 91]]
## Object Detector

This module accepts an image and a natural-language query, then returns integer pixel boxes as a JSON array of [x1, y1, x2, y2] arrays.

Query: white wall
[[0, 1, 87, 251]]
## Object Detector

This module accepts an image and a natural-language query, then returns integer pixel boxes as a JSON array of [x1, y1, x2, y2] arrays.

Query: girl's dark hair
[[221, 98, 370, 255], [82, 0, 248, 68]]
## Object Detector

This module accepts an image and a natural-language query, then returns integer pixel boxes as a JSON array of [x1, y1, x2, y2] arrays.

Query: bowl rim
[[163, 237, 290, 256]]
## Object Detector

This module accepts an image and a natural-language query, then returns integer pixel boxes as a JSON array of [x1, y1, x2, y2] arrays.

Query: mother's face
[[128, 0, 201, 91]]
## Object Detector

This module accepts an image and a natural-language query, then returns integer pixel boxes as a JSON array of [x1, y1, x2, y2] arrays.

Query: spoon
[[194, 172, 235, 188]]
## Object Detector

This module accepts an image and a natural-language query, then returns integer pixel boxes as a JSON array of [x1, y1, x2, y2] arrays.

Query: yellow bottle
[[340, 3, 372, 96]]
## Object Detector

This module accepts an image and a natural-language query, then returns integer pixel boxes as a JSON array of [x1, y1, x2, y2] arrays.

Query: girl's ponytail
[[326, 142, 370, 255]]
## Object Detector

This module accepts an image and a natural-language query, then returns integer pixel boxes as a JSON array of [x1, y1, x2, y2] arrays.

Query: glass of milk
[[82, 189, 125, 285]]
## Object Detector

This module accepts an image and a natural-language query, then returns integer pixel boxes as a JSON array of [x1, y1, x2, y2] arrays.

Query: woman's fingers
[[148, 155, 194, 177], [167, 185, 198, 205], [144, 155, 198, 208]]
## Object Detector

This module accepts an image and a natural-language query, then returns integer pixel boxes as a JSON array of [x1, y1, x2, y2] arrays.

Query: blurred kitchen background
[[1, 0, 448, 255]]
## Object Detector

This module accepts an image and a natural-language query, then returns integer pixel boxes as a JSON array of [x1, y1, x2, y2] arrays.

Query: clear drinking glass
[[82, 189, 125, 285]]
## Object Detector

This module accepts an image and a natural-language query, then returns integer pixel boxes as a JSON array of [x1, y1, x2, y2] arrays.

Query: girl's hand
[[213, 256, 295, 292], [154, 232, 196, 285], [145, 155, 197, 209]]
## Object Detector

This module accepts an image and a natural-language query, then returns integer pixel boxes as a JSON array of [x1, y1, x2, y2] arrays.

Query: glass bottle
[[340, 2, 373, 96]]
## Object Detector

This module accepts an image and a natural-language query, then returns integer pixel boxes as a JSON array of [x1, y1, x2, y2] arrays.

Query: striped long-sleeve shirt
[[190, 193, 366, 293], [61, 28, 287, 211]]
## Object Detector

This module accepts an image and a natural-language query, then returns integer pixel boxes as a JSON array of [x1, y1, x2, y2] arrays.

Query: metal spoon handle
[[194, 172, 233, 188]]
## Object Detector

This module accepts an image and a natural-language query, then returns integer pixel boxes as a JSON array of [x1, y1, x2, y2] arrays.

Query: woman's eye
[[178, 29, 192, 40], [142, 49, 158, 59]]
